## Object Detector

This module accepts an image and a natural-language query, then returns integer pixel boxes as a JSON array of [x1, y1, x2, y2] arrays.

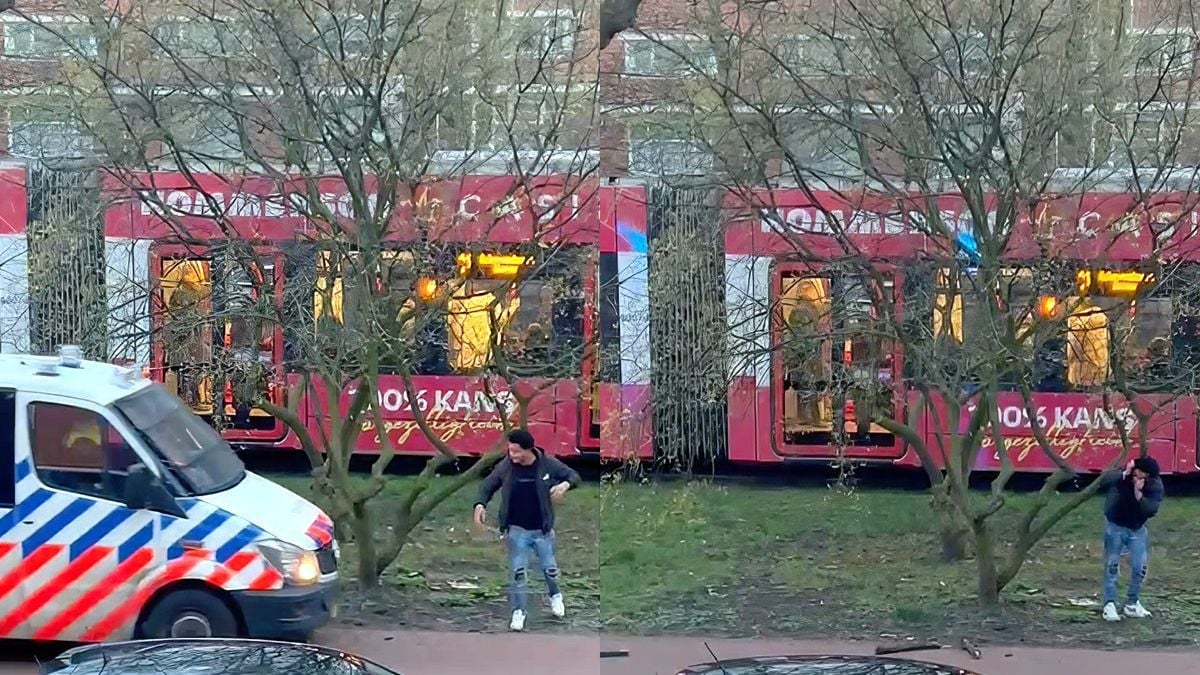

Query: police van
[[0, 346, 338, 642]]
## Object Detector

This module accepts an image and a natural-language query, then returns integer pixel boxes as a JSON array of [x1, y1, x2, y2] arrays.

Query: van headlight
[[257, 539, 321, 586]]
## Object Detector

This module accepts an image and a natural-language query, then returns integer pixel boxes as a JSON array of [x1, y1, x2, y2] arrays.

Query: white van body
[[0, 350, 337, 642]]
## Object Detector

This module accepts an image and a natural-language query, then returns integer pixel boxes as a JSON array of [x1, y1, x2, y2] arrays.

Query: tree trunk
[[351, 502, 380, 588], [930, 486, 971, 561], [973, 524, 1001, 608]]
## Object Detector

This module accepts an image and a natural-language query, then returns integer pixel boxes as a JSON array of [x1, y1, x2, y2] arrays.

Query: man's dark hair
[[1134, 457, 1161, 478], [507, 429, 535, 450]]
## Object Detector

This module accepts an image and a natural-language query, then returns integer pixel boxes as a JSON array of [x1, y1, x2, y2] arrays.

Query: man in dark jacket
[[473, 429, 582, 632], [1098, 456, 1164, 622]]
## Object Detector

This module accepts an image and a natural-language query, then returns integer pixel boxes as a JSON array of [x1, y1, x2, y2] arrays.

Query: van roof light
[[59, 345, 83, 368]]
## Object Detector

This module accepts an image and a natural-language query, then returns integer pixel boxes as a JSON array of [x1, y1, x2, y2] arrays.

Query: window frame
[[21, 392, 167, 504], [0, 15, 99, 59], [6, 110, 94, 160], [1126, 28, 1195, 77], [622, 32, 719, 78], [509, 9, 578, 61]]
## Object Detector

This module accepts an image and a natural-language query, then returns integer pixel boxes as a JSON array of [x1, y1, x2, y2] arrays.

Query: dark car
[[40, 638, 400, 675], [675, 655, 981, 675]]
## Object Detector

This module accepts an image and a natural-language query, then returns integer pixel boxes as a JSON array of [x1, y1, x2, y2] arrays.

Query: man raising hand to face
[[1099, 456, 1164, 623]]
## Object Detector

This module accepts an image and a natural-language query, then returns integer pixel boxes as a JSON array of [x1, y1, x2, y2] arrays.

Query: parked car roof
[[41, 638, 400, 675], [674, 654, 981, 675]]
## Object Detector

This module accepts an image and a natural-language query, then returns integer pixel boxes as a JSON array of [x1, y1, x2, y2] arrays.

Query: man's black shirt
[[507, 462, 543, 531]]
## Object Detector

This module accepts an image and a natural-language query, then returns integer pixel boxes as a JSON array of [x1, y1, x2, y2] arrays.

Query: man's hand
[[1123, 459, 1136, 478], [473, 504, 486, 528], [550, 481, 571, 502], [1133, 475, 1146, 500]]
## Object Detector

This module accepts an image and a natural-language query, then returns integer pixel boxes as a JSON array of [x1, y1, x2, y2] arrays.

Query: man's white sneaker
[[510, 609, 527, 631], [1103, 602, 1122, 622], [1124, 601, 1152, 618], [549, 593, 565, 618]]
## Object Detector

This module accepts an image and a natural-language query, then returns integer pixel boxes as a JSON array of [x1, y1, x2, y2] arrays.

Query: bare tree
[[22, 0, 599, 587], [612, 0, 1200, 606]]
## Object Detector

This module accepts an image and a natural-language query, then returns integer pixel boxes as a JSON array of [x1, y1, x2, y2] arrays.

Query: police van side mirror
[[124, 464, 186, 518]]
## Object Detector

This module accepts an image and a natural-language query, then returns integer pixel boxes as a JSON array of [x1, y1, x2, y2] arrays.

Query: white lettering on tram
[[758, 207, 983, 236], [138, 188, 577, 224], [347, 386, 518, 416], [967, 403, 1138, 433]]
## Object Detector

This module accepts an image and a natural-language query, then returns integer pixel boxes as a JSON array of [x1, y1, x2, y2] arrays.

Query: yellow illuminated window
[[314, 250, 417, 326], [933, 269, 963, 342], [314, 252, 345, 324], [779, 275, 834, 432], [447, 283, 519, 373], [1076, 269, 1153, 299], [1066, 300, 1110, 387]]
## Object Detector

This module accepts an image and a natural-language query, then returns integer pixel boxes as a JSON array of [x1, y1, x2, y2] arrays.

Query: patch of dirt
[[334, 579, 599, 634], [600, 576, 1200, 650]]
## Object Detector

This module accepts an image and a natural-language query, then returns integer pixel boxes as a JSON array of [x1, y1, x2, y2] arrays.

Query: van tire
[[137, 588, 240, 639]]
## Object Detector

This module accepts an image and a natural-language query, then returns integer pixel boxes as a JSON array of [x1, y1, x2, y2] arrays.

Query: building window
[[317, 14, 373, 58], [436, 87, 567, 152], [512, 11, 577, 60], [8, 114, 93, 159], [778, 115, 862, 177], [2, 19, 98, 58], [1127, 30, 1194, 76], [624, 35, 718, 78], [171, 106, 243, 160], [628, 137, 713, 176], [151, 20, 229, 59]]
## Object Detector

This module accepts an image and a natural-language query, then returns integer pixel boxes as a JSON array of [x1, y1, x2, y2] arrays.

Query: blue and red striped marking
[[306, 514, 335, 548], [0, 486, 280, 641]]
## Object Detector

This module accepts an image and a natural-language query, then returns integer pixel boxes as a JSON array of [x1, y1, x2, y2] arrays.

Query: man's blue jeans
[[1103, 521, 1149, 606], [506, 526, 560, 612]]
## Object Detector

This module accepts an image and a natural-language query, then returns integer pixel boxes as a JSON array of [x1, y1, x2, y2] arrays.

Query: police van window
[[0, 391, 13, 507], [28, 402, 141, 503]]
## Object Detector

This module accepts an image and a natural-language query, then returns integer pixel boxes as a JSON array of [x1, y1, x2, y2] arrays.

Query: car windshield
[[113, 384, 246, 495], [55, 642, 398, 675]]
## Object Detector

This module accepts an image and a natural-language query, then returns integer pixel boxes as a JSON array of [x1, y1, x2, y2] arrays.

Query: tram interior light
[[1038, 295, 1060, 320], [456, 253, 529, 279], [416, 277, 438, 302], [1075, 269, 1151, 299]]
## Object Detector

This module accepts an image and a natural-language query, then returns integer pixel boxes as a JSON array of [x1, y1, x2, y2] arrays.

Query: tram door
[[153, 245, 286, 444]]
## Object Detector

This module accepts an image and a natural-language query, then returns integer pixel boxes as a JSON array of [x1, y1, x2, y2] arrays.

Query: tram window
[[313, 250, 421, 327], [310, 248, 584, 377], [778, 275, 834, 433], [159, 259, 214, 409], [312, 249, 449, 375], [932, 269, 963, 342], [1065, 300, 1109, 388], [447, 252, 584, 376]]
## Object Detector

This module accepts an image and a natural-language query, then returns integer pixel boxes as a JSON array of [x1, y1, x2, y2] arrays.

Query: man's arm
[[547, 456, 582, 488], [1139, 478, 1164, 517], [1097, 469, 1124, 488], [475, 460, 509, 508]]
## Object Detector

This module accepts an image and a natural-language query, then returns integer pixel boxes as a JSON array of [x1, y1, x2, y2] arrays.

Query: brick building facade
[[599, 0, 1200, 184]]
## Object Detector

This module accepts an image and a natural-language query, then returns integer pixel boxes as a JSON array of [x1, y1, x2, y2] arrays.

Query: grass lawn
[[598, 478, 1200, 648], [270, 474, 600, 634], [268, 471, 1200, 646]]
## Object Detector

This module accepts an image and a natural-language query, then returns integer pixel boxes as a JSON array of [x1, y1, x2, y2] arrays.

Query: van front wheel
[[138, 589, 240, 639]]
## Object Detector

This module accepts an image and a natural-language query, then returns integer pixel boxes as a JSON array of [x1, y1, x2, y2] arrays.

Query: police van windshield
[[113, 384, 246, 495]]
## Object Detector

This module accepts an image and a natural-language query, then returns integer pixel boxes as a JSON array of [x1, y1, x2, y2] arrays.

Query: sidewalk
[[598, 635, 1200, 675], [321, 628, 601, 675], [320, 628, 1200, 675]]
